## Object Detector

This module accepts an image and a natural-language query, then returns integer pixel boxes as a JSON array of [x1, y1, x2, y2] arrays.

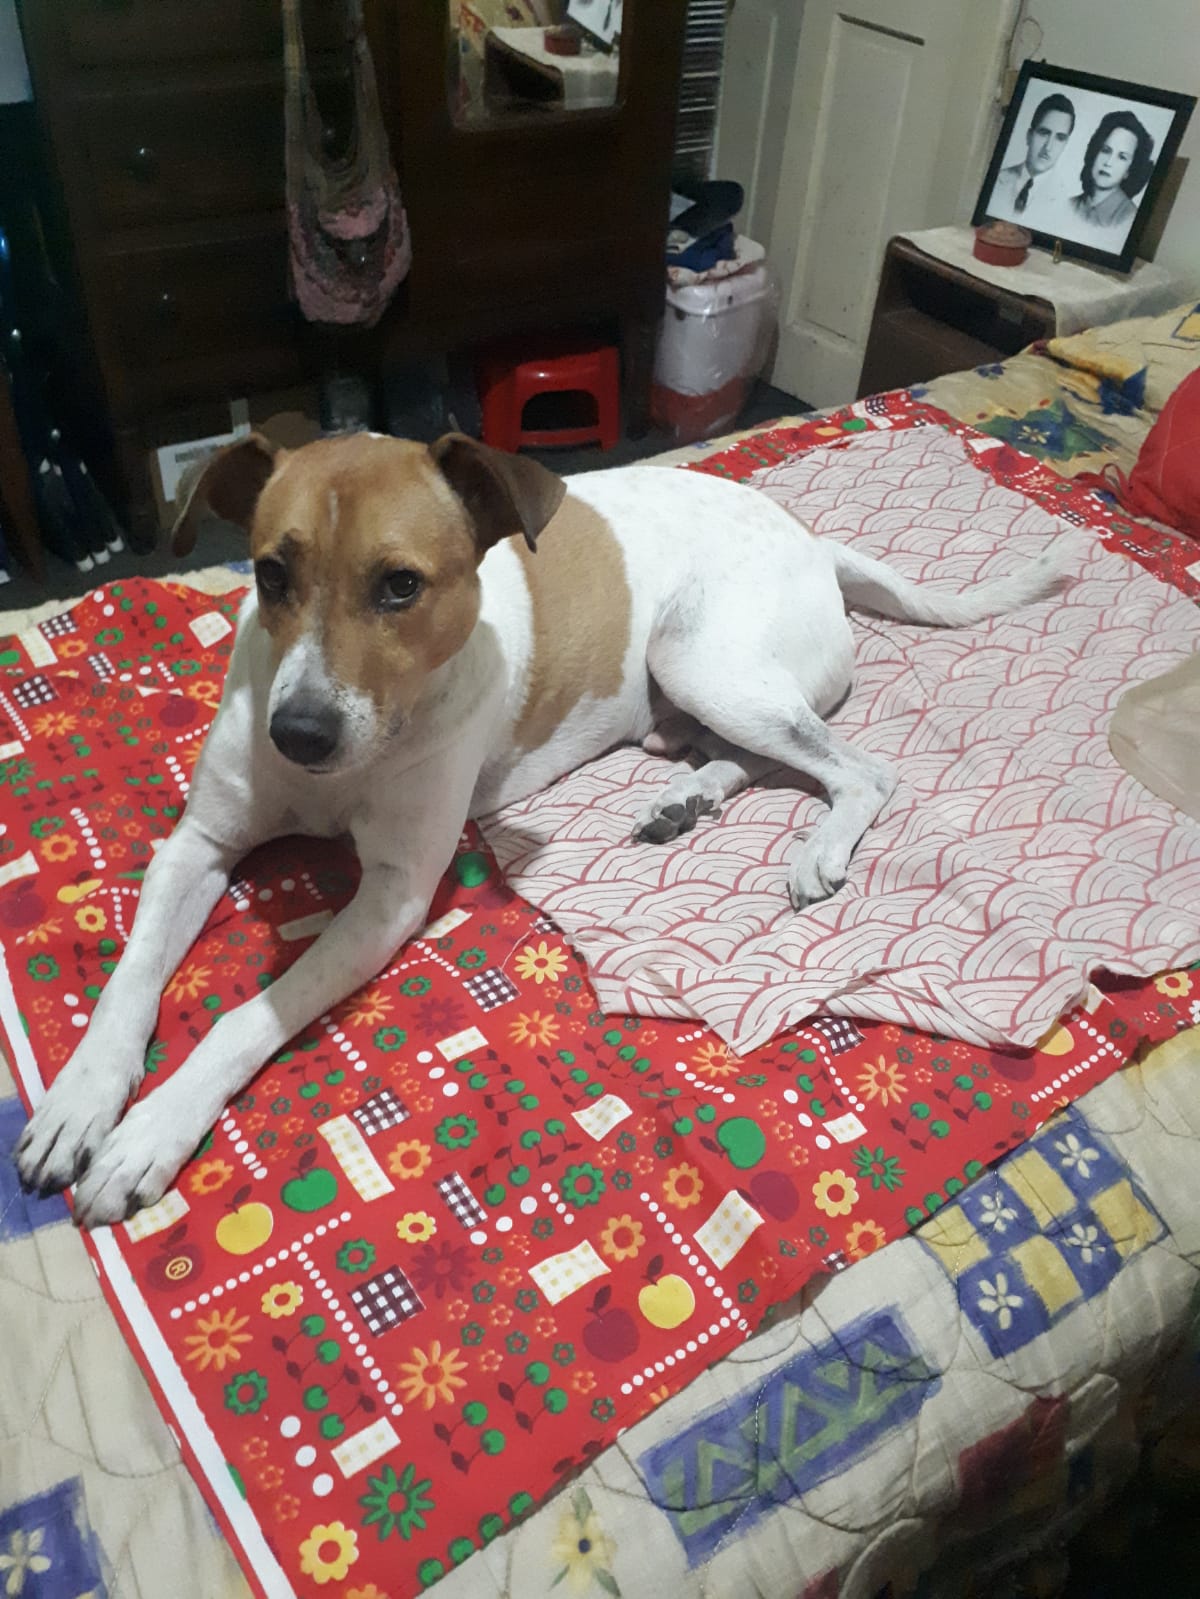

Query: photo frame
[[566, 0, 622, 52], [972, 61, 1195, 273]]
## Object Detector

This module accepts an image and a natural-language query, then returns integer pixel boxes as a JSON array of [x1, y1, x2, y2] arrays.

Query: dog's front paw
[[787, 837, 849, 911], [16, 1054, 136, 1196], [72, 1101, 186, 1228]]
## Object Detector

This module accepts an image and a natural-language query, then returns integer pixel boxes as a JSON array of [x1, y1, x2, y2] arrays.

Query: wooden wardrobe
[[18, 0, 687, 542]]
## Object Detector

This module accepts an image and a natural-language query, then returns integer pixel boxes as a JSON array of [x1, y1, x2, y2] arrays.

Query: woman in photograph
[[1070, 109, 1156, 229]]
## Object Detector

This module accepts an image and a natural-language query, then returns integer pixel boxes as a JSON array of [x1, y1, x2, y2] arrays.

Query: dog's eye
[[255, 558, 289, 603], [380, 569, 423, 610]]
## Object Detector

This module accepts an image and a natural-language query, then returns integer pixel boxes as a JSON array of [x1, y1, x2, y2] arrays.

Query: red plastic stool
[[477, 335, 621, 453]]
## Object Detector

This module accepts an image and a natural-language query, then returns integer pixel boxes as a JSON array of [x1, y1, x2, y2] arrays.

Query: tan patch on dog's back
[[514, 496, 631, 751]]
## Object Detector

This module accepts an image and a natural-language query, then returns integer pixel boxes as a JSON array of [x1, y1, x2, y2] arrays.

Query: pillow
[[1101, 367, 1200, 534]]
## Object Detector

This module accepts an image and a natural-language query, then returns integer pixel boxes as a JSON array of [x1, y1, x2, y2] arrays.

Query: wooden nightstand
[[857, 236, 1055, 399]]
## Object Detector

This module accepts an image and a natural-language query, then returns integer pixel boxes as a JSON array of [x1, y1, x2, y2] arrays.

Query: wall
[[1019, 0, 1200, 280], [0, 0, 32, 104]]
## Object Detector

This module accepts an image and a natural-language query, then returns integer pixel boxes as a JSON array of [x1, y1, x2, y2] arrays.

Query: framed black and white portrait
[[973, 62, 1195, 273]]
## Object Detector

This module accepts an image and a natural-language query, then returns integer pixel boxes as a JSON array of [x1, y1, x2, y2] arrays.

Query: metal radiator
[[672, 0, 728, 182]]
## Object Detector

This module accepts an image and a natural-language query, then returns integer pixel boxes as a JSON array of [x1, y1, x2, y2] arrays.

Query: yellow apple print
[[215, 1198, 274, 1255], [1036, 1022, 1075, 1057], [638, 1274, 695, 1330]]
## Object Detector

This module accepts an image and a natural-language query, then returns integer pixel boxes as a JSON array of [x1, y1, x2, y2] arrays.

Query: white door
[[716, 0, 1018, 407]]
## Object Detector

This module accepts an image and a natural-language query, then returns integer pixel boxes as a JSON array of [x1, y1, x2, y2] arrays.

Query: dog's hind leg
[[646, 648, 895, 908], [634, 731, 771, 843]]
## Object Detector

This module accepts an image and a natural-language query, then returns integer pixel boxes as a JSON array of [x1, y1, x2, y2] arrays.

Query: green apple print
[[715, 1116, 766, 1170], [281, 1147, 338, 1213]]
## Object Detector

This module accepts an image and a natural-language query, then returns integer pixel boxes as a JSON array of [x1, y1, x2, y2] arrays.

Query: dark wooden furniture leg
[[621, 312, 658, 439], [115, 425, 161, 553], [0, 365, 45, 578]]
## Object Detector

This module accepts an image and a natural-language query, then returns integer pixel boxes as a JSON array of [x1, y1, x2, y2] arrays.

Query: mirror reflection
[[449, 1, 623, 125]]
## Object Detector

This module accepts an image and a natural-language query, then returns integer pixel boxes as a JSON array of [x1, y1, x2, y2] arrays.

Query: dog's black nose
[[269, 702, 342, 768]]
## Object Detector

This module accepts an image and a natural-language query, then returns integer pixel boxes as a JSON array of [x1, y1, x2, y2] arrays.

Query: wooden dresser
[[18, 0, 686, 543]]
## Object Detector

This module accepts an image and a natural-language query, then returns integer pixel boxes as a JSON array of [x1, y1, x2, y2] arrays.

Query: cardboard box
[[149, 398, 322, 530]]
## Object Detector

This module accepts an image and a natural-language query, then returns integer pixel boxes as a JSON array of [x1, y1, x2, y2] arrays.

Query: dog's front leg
[[16, 820, 242, 1195], [71, 861, 432, 1226]]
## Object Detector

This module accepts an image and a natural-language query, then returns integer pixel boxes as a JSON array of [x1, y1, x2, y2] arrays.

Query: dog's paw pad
[[634, 790, 716, 844]]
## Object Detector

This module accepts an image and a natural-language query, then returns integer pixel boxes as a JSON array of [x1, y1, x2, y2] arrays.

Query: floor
[[0, 381, 810, 614], [1060, 1470, 1199, 1599]]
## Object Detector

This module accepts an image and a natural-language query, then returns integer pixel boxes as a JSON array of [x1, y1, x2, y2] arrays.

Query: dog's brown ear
[[171, 433, 280, 555], [431, 433, 565, 555]]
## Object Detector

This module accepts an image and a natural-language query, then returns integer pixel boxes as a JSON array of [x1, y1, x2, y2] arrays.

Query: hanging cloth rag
[[283, 0, 411, 327]]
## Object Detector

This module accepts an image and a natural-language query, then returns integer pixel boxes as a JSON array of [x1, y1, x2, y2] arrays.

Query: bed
[[2, 300, 1198, 1599]]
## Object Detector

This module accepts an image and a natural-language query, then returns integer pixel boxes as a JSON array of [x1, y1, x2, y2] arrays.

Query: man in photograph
[[991, 92, 1076, 217]]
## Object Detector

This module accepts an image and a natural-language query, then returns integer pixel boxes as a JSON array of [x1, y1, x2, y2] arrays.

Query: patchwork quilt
[[1, 390, 1199, 1599], [921, 299, 1200, 493]]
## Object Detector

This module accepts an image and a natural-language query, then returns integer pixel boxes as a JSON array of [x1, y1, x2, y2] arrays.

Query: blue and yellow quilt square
[[926, 1110, 1164, 1358], [0, 1477, 109, 1598], [958, 1174, 1040, 1246], [0, 1097, 69, 1240]]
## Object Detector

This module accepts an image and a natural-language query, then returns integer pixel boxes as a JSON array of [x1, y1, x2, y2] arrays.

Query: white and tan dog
[[17, 431, 1061, 1224]]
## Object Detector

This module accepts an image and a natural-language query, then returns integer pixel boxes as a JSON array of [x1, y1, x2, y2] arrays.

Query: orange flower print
[[261, 1282, 303, 1319], [508, 1010, 560, 1048], [185, 679, 222, 709], [856, 1055, 907, 1108], [1155, 970, 1192, 998], [600, 1214, 645, 1262], [32, 710, 77, 738], [183, 1307, 252, 1372], [691, 1040, 739, 1078], [395, 1211, 437, 1244], [385, 1144, 432, 1183], [812, 1170, 859, 1219], [395, 1339, 468, 1410], [166, 962, 212, 1002], [345, 986, 393, 1028], [188, 1158, 234, 1196], [38, 834, 77, 864], [513, 941, 569, 985], [845, 1219, 887, 1260], [662, 1164, 703, 1210]]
